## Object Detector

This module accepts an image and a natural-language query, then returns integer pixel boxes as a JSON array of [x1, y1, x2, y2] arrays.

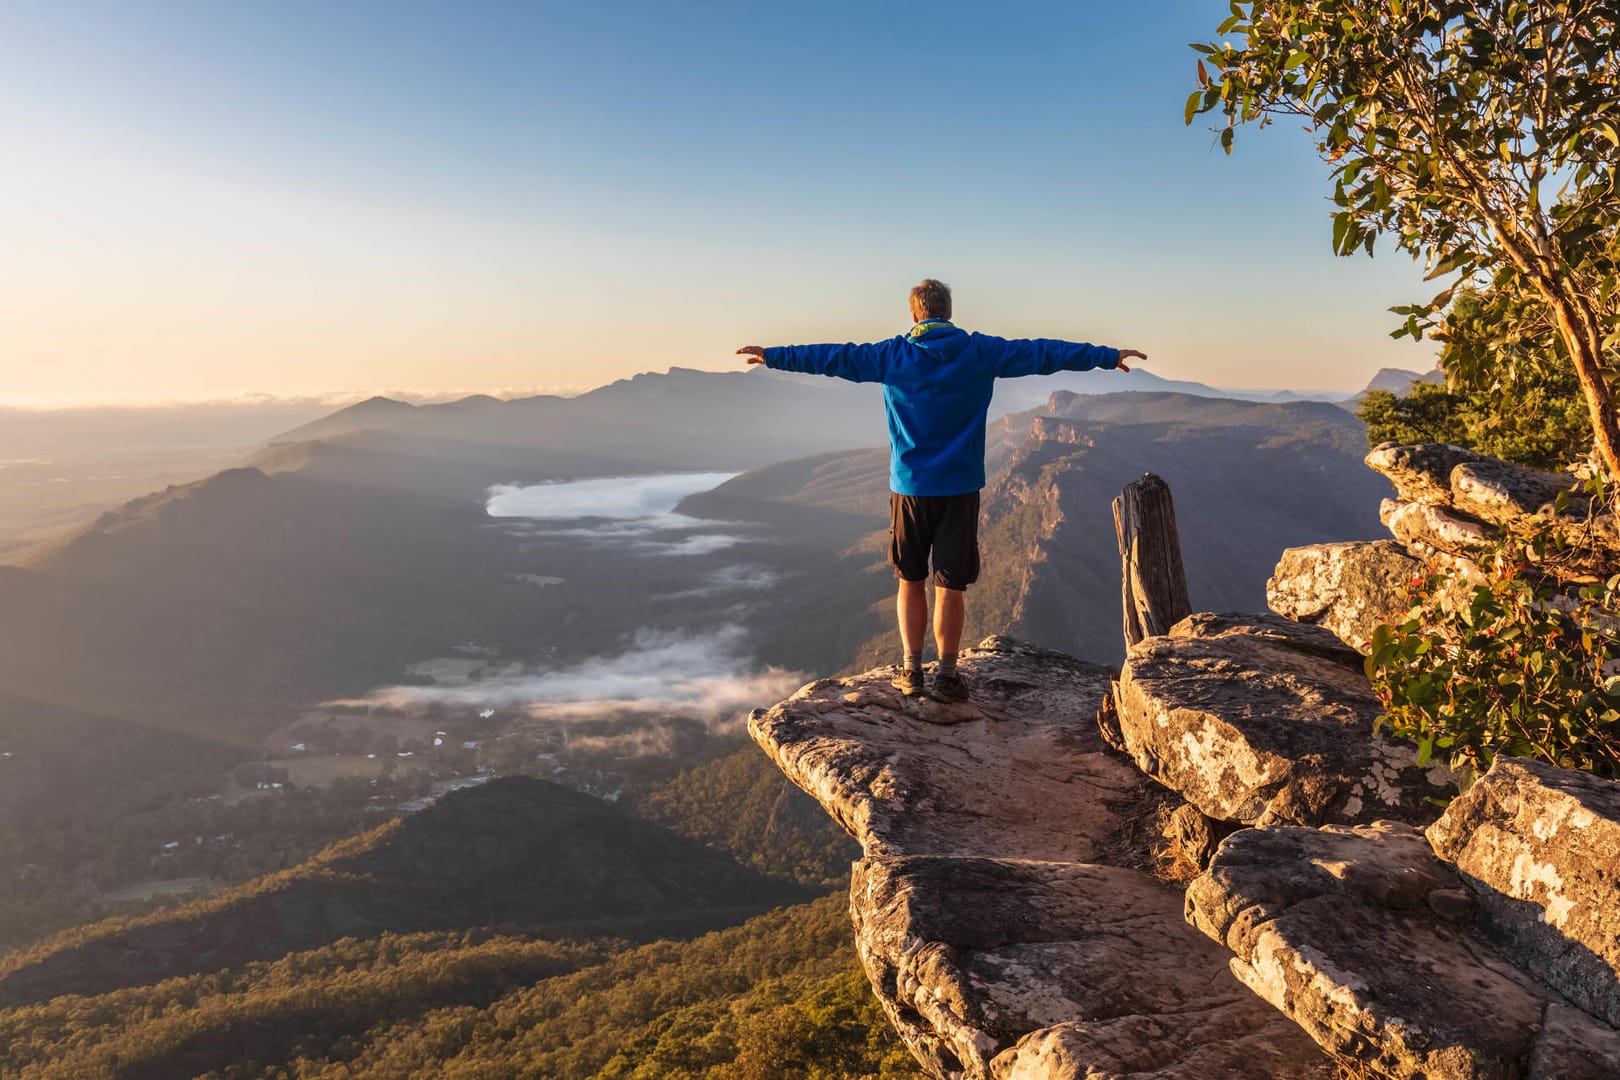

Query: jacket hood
[[905, 320, 972, 361]]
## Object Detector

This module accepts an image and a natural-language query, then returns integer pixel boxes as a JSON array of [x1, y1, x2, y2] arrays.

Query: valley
[[0, 371, 1396, 1076]]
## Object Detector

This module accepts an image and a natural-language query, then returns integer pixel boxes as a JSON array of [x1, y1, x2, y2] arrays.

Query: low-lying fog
[[345, 625, 800, 734], [338, 472, 802, 752], [488, 471, 746, 556]]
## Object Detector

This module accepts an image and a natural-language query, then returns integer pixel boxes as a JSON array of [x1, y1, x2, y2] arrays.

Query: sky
[[0, 1, 1443, 407]]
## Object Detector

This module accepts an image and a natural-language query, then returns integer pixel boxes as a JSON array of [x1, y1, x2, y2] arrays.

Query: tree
[[1190, 2, 1620, 478], [1358, 383, 1467, 446], [1356, 284, 1593, 467]]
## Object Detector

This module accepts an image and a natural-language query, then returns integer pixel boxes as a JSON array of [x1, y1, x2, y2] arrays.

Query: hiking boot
[[890, 666, 927, 697], [929, 671, 971, 703]]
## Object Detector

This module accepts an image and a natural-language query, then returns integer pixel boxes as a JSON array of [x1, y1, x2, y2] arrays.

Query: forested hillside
[[0, 894, 922, 1079], [0, 778, 810, 1006]]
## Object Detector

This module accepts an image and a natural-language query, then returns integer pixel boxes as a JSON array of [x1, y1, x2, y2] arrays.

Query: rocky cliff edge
[[750, 445, 1620, 1080], [749, 638, 1332, 1079]]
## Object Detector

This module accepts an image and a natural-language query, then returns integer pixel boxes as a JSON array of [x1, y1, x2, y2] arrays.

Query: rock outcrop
[[1428, 756, 1620, 1030], [1186, 820, 1620, 1079], [755, 629, 1620, 1078], [1265, 540, 1423, 651], [855, 855, 1328, 1079], [753, 439, 1620, 1079], [751, 639, 1140, 862], [1362, 441, 1620, 576], [1267, 443, 1613, 657], [1113, 612, 1451, 828], [750, 638, 1333, 1079]]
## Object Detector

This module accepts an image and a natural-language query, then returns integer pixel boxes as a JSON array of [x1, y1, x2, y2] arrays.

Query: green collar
[[907, 319, 953, 340]]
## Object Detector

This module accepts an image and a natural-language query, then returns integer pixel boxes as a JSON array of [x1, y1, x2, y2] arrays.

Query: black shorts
[[889, 492, 981, 590]]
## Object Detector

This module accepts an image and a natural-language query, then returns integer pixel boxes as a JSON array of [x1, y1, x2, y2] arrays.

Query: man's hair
[[909, 279, 952, 320]]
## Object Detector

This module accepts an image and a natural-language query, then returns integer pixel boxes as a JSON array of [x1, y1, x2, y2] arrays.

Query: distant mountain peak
[[263, 396, 419, 447], [1363, 367, 1443, 395]]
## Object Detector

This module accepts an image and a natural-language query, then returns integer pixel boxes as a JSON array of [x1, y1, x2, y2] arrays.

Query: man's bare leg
[[891, 578, 929, 696], [933, 585, 964, 657], [897, 579, 929, 655], [931, 585, 969, 701]]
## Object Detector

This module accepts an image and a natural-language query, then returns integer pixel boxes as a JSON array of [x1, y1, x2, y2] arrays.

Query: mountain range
[[683, 390, 1389, 667], [0, 368, 1397, 831], [0, 361, 1414, 1075], [267, 362, 1365, 455]]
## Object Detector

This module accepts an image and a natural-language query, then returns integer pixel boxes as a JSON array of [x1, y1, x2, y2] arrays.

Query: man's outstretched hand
[[1117, 348, 1146, 373], [737, 346, 766, 365]]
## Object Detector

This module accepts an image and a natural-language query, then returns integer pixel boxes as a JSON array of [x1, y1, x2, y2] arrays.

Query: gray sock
[[936, 653, 958, 677], [903, 650, 923, 673]]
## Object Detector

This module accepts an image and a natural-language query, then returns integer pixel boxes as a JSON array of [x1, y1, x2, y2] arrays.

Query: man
[[738, 279, 1143, 704]]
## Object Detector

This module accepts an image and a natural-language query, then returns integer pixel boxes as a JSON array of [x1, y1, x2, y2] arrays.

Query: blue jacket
[[764, 320, 1120, 496]]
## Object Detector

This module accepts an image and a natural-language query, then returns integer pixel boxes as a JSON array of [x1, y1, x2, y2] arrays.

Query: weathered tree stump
[[1113, 473, 1192, 649]]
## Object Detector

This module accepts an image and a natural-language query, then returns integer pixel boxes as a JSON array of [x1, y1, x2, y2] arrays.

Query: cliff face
[[752, 443, 1620, 1080], [749, 639, 1332, 1079], [969, 393, 1389, 666]]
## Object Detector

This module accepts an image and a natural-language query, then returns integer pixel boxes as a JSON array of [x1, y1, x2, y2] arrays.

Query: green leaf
[[1333, 212, 1352, 255], [1425, 254, 1468, 281], [1184, 89, 1204, 126]]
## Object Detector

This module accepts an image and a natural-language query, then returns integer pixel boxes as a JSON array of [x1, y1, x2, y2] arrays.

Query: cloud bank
[[486, 472, 737, 521], [331, 626, 802, 735], [487, 471, 746, 556]]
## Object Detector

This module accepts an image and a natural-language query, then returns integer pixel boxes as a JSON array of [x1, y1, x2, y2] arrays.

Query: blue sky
[[0, 1, 1440, 405]]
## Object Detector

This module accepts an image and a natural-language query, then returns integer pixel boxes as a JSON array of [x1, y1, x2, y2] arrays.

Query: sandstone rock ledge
[[750, 637, 1333, 1079], [1265, 540, 1423, 651], [1114, 613, 1452, 829], [1429, 757, 1620, 1031], [1266, 443, 1610, 660], [1186, 818, 1620, 1079]]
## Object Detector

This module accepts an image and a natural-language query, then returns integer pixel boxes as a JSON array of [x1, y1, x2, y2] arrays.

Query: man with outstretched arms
[[738, 278, 1143, 704]]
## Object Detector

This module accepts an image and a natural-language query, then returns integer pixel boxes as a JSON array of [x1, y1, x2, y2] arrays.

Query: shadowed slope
[[0, 776, 810, 1006]]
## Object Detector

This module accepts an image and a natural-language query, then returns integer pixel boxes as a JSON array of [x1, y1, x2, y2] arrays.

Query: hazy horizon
[[2, 1, 1443, 408], [0, 358, 1423, 413]]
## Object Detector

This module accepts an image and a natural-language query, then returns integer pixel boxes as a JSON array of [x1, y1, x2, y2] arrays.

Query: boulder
[[1428, 756, 1620, 1029], [853, 855, 1332, 1080], [1266, 540, 1423, 651], [1448, 458, 1577, 525], [1113, 613, 1452, 827], [1365, 443, 1487, 504], [748, 637, 1145, 861], [1381, 499, 1497, 558], [1187, 822, 1620, 1079], [1362, 444, 1620, 581]]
